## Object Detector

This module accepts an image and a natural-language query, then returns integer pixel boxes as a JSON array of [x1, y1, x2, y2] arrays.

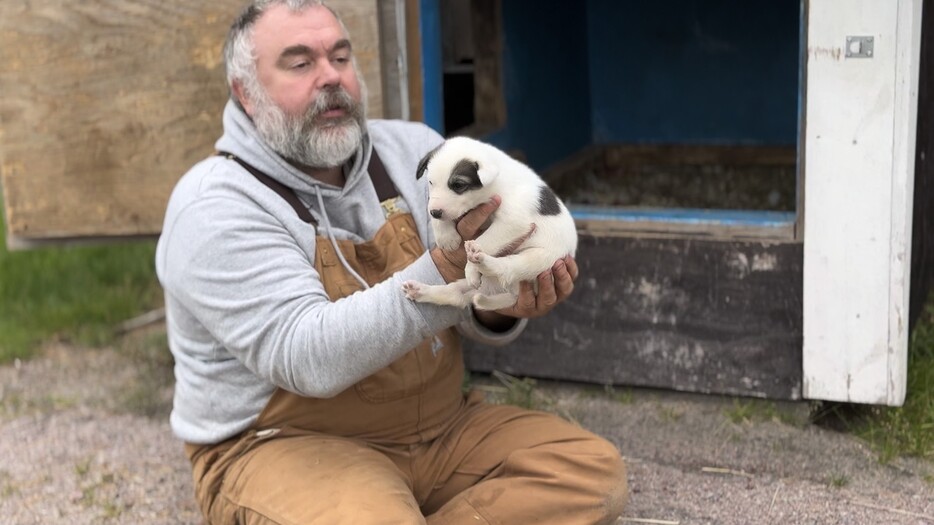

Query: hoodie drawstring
[[314, 186, 370, 292]]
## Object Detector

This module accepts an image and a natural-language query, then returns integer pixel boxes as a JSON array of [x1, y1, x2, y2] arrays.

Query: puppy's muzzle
[[430, 209, 443, 219]]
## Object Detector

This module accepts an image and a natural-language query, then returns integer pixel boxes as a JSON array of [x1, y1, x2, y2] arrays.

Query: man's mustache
[[309, 89, 358, 119]]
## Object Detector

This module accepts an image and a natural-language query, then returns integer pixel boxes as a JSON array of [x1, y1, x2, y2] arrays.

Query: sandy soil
[[0, 334, 931, 525]]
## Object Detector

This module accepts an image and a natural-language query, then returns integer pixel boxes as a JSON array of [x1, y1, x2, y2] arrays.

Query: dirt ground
[[0, 330, 932, 525]]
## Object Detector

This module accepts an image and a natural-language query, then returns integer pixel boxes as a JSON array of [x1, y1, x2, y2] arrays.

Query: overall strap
[[367, 148, 398, 202], [219, 152, 317, 225], [217, 148, 399, 224]]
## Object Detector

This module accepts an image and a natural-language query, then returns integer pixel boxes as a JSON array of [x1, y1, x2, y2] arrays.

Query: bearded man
[[156, 1, 627, 523]]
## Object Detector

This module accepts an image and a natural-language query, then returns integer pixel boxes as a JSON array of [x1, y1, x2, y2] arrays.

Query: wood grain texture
[[0, 0, 382, 242], [405, 0, 424, 122], [471, 0, 505, 131], [465, 235, 804, 399]]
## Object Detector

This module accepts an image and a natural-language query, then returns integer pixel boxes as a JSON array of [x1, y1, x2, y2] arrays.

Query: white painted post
[[802, 0, 922, 405]]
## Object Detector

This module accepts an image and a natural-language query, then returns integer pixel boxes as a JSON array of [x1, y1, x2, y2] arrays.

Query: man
[[156, 1, 627, 523]]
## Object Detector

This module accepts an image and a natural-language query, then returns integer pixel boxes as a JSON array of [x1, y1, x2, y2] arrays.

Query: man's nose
[[317, 60, 341, 89], [430, 209, 443, 219]]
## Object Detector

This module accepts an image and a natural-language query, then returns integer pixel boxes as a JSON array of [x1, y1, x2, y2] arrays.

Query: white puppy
[[402, 136, 578, 311]]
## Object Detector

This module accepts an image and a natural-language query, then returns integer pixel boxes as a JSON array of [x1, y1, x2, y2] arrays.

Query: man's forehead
[[252, 4, 347, 55]]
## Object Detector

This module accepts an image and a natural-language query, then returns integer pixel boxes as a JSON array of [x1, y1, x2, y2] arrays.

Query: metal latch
[[845, 36, 874, 58]]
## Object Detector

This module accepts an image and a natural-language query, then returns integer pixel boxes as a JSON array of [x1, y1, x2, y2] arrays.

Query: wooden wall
[[465, 236, 804, 399], [0, 0, 382, 246]]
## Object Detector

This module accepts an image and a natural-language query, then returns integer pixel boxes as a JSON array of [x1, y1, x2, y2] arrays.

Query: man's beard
[[251, 86, 367, 169]]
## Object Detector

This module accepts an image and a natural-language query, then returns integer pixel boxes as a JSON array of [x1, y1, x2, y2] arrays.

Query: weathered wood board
[[465, 235, 804, 399], [0, 0, 382, 245]]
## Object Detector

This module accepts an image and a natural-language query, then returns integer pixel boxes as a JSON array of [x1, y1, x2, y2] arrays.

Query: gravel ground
[[1, 332, 932, 525]]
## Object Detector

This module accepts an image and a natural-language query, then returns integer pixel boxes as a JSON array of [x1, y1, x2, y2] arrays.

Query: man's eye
[[291, 61, 310, 70]]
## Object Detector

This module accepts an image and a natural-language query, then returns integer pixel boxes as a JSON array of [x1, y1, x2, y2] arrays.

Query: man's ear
[[231, 80, 255, 116]]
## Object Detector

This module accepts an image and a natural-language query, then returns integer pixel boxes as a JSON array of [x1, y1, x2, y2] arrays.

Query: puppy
[[402, 136, 578, 311]]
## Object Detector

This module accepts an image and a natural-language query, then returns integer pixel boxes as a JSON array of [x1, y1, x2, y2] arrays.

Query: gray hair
[[222, 0, 351, 100]]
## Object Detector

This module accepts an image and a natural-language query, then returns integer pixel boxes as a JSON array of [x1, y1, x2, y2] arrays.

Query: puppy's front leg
[[465, 261, 482, 288], [464, 239, 504, 279]]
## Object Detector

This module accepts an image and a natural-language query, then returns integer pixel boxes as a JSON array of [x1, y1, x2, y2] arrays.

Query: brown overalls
[[184, 156, 627, 525]]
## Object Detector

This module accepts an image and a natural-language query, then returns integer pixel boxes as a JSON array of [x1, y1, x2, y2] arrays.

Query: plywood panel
[[0, 0, 383, 245], [802, 0, 921, 405]]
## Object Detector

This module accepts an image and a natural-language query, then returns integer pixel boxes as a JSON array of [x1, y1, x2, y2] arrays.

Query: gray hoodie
[[156, 101, 525, 445]]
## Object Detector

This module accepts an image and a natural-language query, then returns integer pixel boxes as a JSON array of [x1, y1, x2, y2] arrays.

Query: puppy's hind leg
[[472, 292, 518, 311], [403, 279, 475, 308], [477, 247, 557, 284]]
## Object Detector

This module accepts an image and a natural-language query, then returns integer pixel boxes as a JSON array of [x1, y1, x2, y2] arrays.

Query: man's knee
[[601, 439, 629, 521], [203, 435, 427, 525], [576, 435, 629, 523]]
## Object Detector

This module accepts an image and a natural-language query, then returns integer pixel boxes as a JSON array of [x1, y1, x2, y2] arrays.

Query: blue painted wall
[[478, 0, 800, 171], [587, 0, 800, 145], [484, 0, 593, 171]]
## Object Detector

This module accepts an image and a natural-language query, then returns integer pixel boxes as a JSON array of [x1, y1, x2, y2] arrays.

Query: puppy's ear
[[477, 159, 499, 186], [416, 143, 443, 179]]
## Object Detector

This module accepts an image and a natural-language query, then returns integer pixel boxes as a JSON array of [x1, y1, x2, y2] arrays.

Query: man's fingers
[[553, 258, 575, 299], [516, 280, 537, 311], [537, 270, 558, 307], [456, 195, 501, 240], [563, 255, 579, 281]]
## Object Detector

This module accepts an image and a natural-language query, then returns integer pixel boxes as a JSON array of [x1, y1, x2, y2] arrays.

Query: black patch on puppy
[[448, 160, 482, 194], [537, 185, 562, 216], [416, 144, 443, 179]]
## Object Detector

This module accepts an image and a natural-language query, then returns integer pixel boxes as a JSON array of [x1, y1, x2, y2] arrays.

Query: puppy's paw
[[464, 240, 485, 264], [401, 280, 423, 300]]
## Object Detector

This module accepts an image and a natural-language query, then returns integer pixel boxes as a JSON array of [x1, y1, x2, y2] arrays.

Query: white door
[[802, 0, 922, 405]]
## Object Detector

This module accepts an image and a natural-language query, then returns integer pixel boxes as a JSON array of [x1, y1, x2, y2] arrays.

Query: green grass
[[811, 297, 934, 462], [853, 299, 934, 463], [726, 399, 808, 427], [0, 204, 162, 362]]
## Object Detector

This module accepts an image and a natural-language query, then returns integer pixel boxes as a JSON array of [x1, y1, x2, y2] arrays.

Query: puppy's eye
[[450, 181, 467, 193]]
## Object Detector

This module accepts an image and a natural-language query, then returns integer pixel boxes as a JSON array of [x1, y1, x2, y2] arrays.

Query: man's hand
[[473, 255, 579, 326], [430, 196, 501, 283]]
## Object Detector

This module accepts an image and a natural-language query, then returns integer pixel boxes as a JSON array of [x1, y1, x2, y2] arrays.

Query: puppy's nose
[[430, 209, 443, 219]]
